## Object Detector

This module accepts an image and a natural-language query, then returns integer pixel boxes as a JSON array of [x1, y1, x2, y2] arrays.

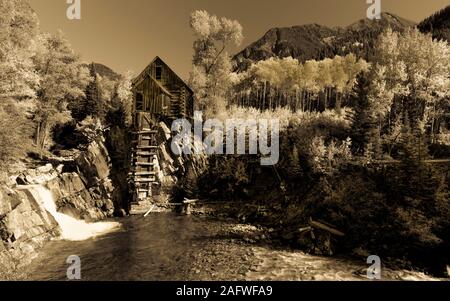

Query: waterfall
[[26, 185, 121, 241]]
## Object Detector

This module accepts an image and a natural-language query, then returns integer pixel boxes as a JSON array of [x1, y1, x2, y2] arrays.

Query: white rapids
[[26, 185, 120, 241]]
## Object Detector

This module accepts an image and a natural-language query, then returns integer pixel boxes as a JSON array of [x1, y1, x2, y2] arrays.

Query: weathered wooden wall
[[132, 57, 194, 121], [134, 78, 171, 115]]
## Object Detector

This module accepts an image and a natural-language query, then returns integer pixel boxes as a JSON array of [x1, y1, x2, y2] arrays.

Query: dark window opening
[[136, 93, 144, 111], [155, 66, 162, 80]]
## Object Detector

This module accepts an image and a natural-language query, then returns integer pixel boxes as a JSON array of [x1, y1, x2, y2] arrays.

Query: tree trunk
[[35, 122, 40, 146], [336, 92, 342, 114], [35, 118, 49, 150], [431, 103, 437, 144], [263, 81, 267, 111], [269, 88, 272, 111]]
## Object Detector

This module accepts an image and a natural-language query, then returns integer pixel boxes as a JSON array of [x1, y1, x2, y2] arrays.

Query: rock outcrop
[[0, 138, 115, 278]]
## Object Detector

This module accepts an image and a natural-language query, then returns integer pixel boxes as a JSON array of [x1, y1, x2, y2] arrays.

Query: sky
[[28, 0, 449, 80]]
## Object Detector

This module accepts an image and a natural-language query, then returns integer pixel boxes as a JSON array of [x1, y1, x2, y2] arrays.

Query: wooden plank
[[135, 162, 156, 166], [143, 114, 157, 129], [134, 171, 156, 176], [183, 199, 198, 204], [136, 151, 157, 156], [144, 205, 156, 217], [136, 158, 154, 164], [137, 146, 158, 150], [130, 171, 156, 176], [134, 175, 157, 179], [298, 226, 312, 234], [424, 159, 450, 163], [132, 139, 156, 144], [134, 179, 157, 183], [371, 159, 450, 164], [309, 218, 345, 237], [135, 130, 158, 135]]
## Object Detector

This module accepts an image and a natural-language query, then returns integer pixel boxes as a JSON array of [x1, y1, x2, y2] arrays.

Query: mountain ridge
[[418, 5, 450, 42], [82, 62, 121, 81], [232, 10, 448, 71]]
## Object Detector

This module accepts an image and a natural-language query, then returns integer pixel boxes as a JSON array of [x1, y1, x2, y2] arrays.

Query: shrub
[[198, 155, 251, 201]]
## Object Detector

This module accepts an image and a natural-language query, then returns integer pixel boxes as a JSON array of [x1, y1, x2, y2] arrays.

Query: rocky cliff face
[[0, 138, 115, 279]]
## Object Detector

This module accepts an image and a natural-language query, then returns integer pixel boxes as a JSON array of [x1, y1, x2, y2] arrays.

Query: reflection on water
[[26, 214, 226, 280], [23, 213, 440, 281]]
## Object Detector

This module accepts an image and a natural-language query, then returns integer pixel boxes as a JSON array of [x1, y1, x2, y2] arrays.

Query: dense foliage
[[184, 11, 450, 275], [0, 0, 133, 170], [189, 10, 243, 118], [232, 54, 369, 112]]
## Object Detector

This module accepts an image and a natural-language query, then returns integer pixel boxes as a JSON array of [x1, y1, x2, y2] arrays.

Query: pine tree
[[70, 63, 101, 122], [86, 64, 101, 115], [350, 74, 379, 156], [397, 112, 437, 202]]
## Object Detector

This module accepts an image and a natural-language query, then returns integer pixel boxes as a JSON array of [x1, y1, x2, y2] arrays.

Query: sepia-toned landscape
[[0, 0, 449, 282]]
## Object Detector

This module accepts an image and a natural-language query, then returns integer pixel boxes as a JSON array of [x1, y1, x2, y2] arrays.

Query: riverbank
[[0, 154, 445, 282], [175, 201, 448, 280], [17, 213, 440, 281]]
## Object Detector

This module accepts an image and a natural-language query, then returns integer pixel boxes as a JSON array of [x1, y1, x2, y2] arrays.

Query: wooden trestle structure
[[129, 56, 194, 214]]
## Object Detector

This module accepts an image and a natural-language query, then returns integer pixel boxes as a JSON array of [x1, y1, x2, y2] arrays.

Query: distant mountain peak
[[85, 62, 121, 81], [234, 23, 337, 71], [233, 11, 418, 71], [346, 12, 416, 30]]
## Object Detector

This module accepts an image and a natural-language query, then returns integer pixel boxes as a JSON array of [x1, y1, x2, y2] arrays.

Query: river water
[[22, 213, 438, 281]]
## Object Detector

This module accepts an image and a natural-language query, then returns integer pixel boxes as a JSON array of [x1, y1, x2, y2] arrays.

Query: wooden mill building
[[130, 56, 194, 209]]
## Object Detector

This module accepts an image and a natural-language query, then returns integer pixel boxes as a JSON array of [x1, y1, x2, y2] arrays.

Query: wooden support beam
[[181, 199, 195, 215], [134, 178, 157, 183], [135, 162, 156, 166], [183, 198, 198, 204], [136, 146, 159, 150], [134, 171, 156, 176], [132, 139, 156, 144], [135, 130, 158, 135], [371, 159, 450, 165], [136, 151, 157, 156], [309, 218, 345, 237]]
